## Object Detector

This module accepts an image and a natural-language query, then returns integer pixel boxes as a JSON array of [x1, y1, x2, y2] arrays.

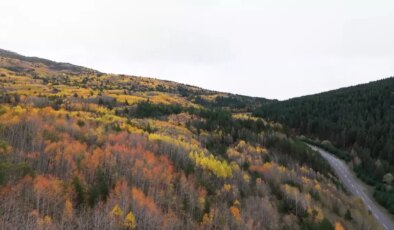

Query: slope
[[254, 77, 394, 214], [0, 49, 381, 229]]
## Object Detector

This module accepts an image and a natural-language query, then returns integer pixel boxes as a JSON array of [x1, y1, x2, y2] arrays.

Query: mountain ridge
[[0, 48, 268, 98]]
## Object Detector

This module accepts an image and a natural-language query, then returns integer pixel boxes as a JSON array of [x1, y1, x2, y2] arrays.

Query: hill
[[0, 49, 379, 229], [254, 77, 394, 213], [0, 48, 98, 75], [0, 48, 269, 113]]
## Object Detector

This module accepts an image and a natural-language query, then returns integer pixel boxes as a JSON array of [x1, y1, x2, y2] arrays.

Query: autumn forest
[[0, 49, 384, 229]]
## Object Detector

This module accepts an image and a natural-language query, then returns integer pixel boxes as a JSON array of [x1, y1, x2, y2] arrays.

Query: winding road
[[308, 144, 394, 230]]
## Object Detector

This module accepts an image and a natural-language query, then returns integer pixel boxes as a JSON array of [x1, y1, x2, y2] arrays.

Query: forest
[[0, 50, 382, 229], [254, 77, 394, 214]]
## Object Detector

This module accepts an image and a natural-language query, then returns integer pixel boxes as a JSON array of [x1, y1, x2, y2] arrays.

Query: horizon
[[2, 47, 392, 101], [1, 0, 394, 100]]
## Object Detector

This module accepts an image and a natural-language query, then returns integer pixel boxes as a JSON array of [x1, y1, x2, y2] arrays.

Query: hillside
[[254, 77, 394, 214], [0, 48, 269, 113], [0, 49, 380, 229]]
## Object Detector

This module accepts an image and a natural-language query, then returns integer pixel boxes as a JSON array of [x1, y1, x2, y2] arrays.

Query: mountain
[[0, 49, 380, 229], [0, 48, 98, 75], [0, 48, 269, 113], [254, 77, 394, 214]]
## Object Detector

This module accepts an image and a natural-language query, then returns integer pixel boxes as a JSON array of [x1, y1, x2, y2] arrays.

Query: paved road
[[308, 144, 394, 230]]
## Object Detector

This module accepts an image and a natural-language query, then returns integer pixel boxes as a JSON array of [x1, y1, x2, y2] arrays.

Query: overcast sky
[[1, 0, 394, 100]]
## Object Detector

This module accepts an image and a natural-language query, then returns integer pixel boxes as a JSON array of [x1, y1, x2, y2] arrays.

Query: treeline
[[192, 95, 269, 112], [254, 77, 394, 213]]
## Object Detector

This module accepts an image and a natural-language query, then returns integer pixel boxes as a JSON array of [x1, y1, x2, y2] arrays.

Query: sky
[[1, 0, 394, 100]]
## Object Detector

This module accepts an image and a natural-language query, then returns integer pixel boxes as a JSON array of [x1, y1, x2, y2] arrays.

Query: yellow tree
[[110, 204, 124, 228], [111, 204, 124, 218], [124, 212, 137, 229]]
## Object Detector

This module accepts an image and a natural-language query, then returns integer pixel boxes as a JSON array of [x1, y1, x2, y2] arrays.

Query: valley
[[0, 49, 391, 230]]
